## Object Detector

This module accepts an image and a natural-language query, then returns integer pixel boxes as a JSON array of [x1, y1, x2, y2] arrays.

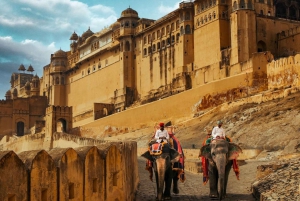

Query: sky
[[0, 0, 184, 99]]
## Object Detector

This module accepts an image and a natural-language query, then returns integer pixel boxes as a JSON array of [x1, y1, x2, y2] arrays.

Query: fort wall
[[0, 142, 139, 201]]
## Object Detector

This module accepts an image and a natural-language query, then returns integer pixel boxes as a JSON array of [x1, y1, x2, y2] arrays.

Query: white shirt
[[211, 126, 226, 139], [154, 129, 169, 143]]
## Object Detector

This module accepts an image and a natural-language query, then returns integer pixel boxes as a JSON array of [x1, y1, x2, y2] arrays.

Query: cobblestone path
[[135, 157, 258, 201]]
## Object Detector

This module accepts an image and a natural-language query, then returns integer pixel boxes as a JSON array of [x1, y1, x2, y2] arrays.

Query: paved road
[[135, 157, 259, 201]]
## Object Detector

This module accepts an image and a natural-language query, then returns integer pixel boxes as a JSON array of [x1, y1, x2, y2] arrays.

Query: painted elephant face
[[141, 148, 180, 162], [200, 140, 242, 161]]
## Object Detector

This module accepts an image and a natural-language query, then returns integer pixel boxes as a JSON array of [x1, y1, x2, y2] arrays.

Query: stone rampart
[[0, 141, 139, 201]]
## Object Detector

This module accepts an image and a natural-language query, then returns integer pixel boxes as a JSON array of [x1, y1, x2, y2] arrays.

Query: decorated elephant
[[142, 143, 180, 201], [200, 139, 242, 200]]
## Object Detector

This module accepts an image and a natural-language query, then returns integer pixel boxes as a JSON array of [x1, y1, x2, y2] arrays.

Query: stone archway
[[56, 118, 67, 132], [17, 121, 24, 136], [257, 40, 266, 52]]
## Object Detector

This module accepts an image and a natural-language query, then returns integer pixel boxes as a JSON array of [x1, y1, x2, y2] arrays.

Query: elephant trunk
[[215, 154, 226, 200], [156, 157, 166, 201]]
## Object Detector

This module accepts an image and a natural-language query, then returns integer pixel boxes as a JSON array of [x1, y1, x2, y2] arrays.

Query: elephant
[[142, 143, 180, 201], [200, 139, 242, 200]]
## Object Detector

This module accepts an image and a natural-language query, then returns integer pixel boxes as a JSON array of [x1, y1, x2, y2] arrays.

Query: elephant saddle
[[149, 142, 166, 155]]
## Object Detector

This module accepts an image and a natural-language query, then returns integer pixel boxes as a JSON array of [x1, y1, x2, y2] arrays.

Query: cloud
[[0, 36, 57, 98], [158, 1, 182, 16]]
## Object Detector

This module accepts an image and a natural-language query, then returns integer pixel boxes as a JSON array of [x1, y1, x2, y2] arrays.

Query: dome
[[5, 90, 11, 96], [121, 7, 139, 18], [70, 31, 79, 40], [32, 74, 39, 81], [82, 27, 94, 39], [27, 64, 34, 72], [18, 64, 26, 71], [53, 49, 67, 58]]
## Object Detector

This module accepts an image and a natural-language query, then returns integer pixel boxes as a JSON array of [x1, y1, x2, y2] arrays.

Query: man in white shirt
[[211, 120, 226, 139], [155, 122, 169, 143]]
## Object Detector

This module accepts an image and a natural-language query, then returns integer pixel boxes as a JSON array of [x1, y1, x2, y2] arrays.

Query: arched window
[[162, 27, 165, 36], [55, 77, 59, 84], [209, 13, 212, 21], [17, 121, 24, 136], [205, 15, 208, 22], [152, 32, 156, 40], [213, 12, 216, 19], [185, 25, 191, 34], [162, 40, 166, 47], [157, 30, 161, 38], [209, 0, 213, 6], [197, 4, 201, 13], [176, 20, 180, 29], [166, 25, 170, 34], [240, 0, 245, 8], [143, 37, 147, 44], [201, 17, 203, 24], [148, 46, 152, 54], [197, 18, 200, 26], [125, 41, 130, 51], [171, 23, 174, 31], [157, 42, 161, 50], [180, 26, 184, 34], [148, 34, 151, 44], [171, 35, 175, 43], [152, 44, 156, 52], [144, 48, 147, 55], [257, 40, 266, 52], [125, 21, 129, 27], [185, 12, 190, 20]]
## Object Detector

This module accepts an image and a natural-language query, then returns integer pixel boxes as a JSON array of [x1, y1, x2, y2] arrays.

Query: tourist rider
[[154, 122, 169, 143], [211, 120, 226, 139]]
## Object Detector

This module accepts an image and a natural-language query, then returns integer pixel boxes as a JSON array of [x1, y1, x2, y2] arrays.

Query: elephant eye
[[212, 153, 216, 156]]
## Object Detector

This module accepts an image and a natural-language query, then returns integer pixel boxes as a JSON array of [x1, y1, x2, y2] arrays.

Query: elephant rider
[[154, 122, 169, 143], [206, 120, 231, 144]]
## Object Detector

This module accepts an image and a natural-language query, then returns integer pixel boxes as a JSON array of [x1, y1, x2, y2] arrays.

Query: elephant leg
[[223, 161, 233, 197], [163, 166, 173, 199], [172, 171, 179, 194], [154, 171, 160, 199], [208, 166, 219, 198]]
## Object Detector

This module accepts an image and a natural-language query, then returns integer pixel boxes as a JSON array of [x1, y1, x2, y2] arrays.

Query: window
[[105, 59, 108, 66], [162, 27, 165, 36], [148, 34, 151, 44], [148, 46, 151, 54], [153, 44, 156, 51], [157, 42, 161, 50], [171, 23, 174, 31], [157, 30, 161, 38], [144, 48, 147, 55], [185, 12, 190, 20], [167, 25, 170, 34], [176, 20, 179, 29], [152, 32, 156, 40], [143, 37, 147, 45], [125, 21, 129, 27], [185, 25, 191, 34], [176, 33, 180, 42], [209, 13, 212, 21]]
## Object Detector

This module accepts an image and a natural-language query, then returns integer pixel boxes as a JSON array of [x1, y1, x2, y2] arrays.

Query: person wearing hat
[[211, 120, 226, 139], [154, 122, 169, 143]]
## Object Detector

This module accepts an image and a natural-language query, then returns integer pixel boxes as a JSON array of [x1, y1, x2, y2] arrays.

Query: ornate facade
[[1, 1, 300, 135]]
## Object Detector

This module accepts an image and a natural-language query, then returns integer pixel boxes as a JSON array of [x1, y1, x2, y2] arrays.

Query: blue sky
[[0, 0, 183, 99]]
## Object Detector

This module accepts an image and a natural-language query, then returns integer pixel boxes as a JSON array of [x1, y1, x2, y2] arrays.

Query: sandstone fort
[[0, 0, 300, 200]]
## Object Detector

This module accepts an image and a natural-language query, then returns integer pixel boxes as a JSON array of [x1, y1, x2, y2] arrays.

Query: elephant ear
[[228, 143, 243, 160], [200, 144, 211, 159], [170, 148, 180, 163], [141, 150, 152, 161]]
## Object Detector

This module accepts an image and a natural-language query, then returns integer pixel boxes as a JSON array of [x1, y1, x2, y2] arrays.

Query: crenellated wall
[[266, 54, 300, 90], [0, 142, 139, 201]]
